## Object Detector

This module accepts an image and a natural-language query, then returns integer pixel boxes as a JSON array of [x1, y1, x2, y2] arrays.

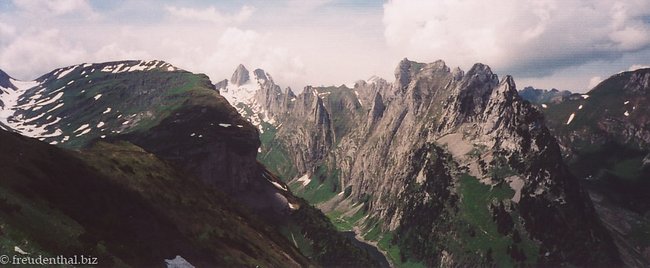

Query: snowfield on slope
[[0, 79, 64, 139]]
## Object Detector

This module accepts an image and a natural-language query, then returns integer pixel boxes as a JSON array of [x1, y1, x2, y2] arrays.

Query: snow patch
[[541, 104, 547, 108], [566, 113, 575, 125], [46, 103, 64, 114], [76, 128, 91, 137], [578, 105, 583, 110], [317, 91, 331, 98], [269, 180, 288, 191], [97, 122, 105, 128], [74, 124, 90, 133], [94, 94, 102, 100], [56, 67, 77, 80], [14, 246, 29, 255], [103, 107, 112, 114], [218, 123, 231, 127], [624, 111, 630, 117], [33, 91, 64, 107], [0, 79, 66, 138], [165, 255, 195, 268], [506, 176, 524, 203], [296, 173, 311, 186]]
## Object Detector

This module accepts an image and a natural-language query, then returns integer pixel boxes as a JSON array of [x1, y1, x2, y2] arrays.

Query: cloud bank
[[383, 0, 650, 78], [0, 0, 648, 92]]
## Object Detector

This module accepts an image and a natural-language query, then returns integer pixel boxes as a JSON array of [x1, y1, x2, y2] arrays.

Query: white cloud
[[628, 64, 650, 71], [13, 0, 98, 18], [0, 22, 16, 37], [0, 28, 87, 78], [588, 76, 603, 89], [0, 1, 386, 90], [284, 0, 333, 13], [203, 27, 306, 88], [382, 0, 650, 77], [1, 1, 647, 93], [165, 5, 254, 24]]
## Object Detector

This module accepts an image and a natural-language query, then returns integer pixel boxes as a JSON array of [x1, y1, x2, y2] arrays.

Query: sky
[[0, 0, 649, 93]]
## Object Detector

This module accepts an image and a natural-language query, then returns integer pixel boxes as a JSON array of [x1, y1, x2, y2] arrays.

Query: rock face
[[235, 59, 621, 266]]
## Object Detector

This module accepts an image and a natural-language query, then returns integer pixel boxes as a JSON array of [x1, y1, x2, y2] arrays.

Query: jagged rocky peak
[[253, 68, 268, 82], [421, 59, 450, 74], [0, 69, 16, 90], [465, 62, 496, 80], [214, 79, 228, 91], [231, 64, 250, 86], [498, 75, 518, 95], [394, 58, 417, 89], [456, 63, 499, 95], [394, 58, 451, 90], [367, 75, 386, 84], [367, 92, 385, 126], [452, 67, 465, 81], [285, 87, 296, 98]]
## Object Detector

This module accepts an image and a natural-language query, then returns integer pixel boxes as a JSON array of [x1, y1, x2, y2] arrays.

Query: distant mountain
[[541, 68, 650, 266], [0, 61, 378, 267], [518, 86, 572, 105], [221, 60, 621, 267]]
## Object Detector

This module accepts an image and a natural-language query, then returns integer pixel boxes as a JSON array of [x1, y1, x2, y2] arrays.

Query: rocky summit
[[224, 59, 622, 267]]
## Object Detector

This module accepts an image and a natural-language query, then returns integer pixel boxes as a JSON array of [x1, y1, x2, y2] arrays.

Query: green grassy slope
[[0, 129, 310, 267]]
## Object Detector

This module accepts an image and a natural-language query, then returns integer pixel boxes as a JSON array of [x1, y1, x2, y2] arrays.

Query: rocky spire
[[253, 68, 268, 82], [452, 67, 465, 81], [214, 79, 228, 92], [394, 58, 415, 91], [367, 92, 385, 127], [231, 64, 250, 86], [0, 69, 16, 90]]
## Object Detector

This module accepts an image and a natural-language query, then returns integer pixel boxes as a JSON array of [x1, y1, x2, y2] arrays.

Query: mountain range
[[1, 58, 648, 267], [213, 60, 630, 266]]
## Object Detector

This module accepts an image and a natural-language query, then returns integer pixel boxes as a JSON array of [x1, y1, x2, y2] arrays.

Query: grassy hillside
[[0, 129, 310, 267]]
